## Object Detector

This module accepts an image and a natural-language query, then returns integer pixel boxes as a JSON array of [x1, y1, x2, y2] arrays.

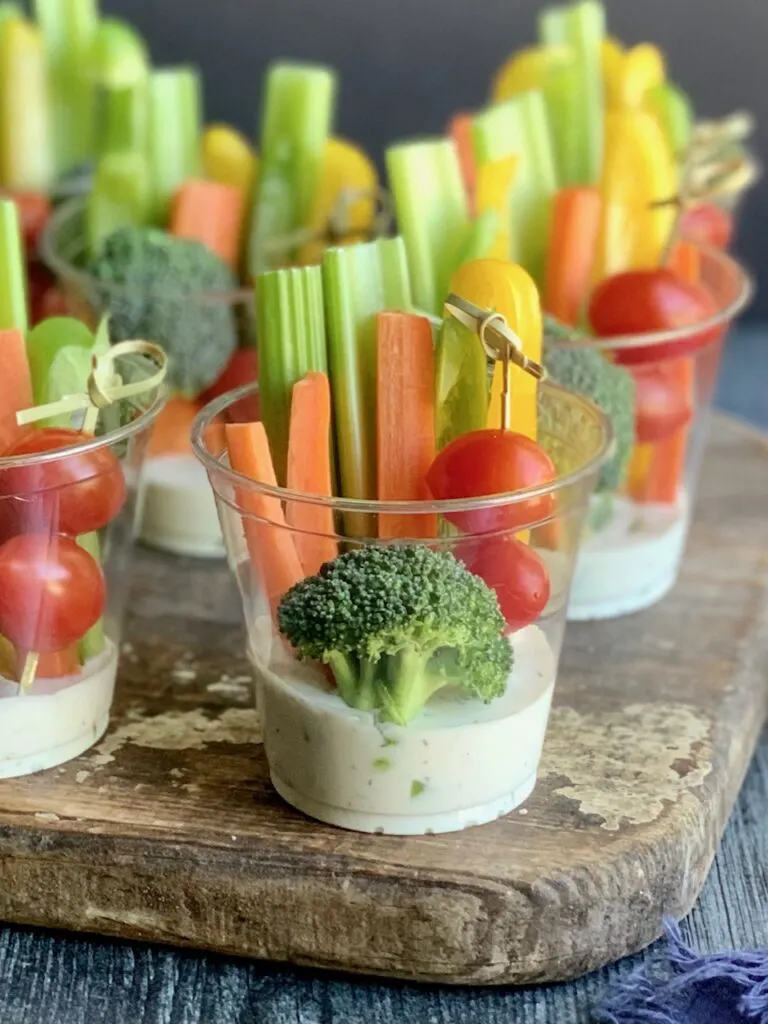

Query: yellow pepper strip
[[625, 442, 655, 501], [297, 136, 378, 266], [448, 258, 541, 440], [474, 155, 518, 261], [491, 44, 572, 103], [601, 35, 625, 95], [0, 632, 15, 680], [202, 123, 258, 196], [593, 109, 678, 282], [605, 43, 666, 109]]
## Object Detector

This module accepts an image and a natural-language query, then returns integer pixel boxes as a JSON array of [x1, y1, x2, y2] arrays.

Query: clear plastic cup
[[0, 360, 165, 778], [192, 381, 612, 835], [40, 197, 254, 559], [557, 244, 752, 621]]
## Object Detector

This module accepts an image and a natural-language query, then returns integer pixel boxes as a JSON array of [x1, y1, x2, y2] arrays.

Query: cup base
[[270, 770, 537, 836], [139, 455, 225, 560], [568, 563, 679, 621], [0, 713, 110, 779]]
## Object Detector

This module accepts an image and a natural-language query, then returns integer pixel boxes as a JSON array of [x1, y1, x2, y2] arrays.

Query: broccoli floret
[[277, 545, 513, 726], [87, 226, 239, 397], [543, 341, 636, 492]]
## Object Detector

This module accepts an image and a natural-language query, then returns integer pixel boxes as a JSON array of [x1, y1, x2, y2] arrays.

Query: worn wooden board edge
[[0, 416, 767, 986]]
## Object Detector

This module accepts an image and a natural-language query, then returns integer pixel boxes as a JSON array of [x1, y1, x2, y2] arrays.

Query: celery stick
[[0, 199, 27, 332], [146, 66, 202, 224], [539, 0, 605, 184], [77, 532, 105, 661], [34, 0, 99, 178], [473, 92, 557, 286], [91, 17, 149, 158], [385, 138, 470, 316], [541, 52, 583, 185], [248, 62, 337, 275], [0, 15, 55, 191], [0, 4, 21, 30], [322, 236, 412, 534], [451, 209, 500, 271], [255, 265, 327, 485], [87, 151, 151, 256], [647, 82, 694, 158]]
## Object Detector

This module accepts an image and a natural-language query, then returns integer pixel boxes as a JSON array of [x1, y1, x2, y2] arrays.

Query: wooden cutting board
[[0, 414, 767, 987]]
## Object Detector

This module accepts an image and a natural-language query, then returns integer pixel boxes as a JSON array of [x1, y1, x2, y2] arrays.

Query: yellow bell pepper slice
[[605, 43, 666, 109], [448, 258, 541, 440], [474, 155, 518, 261], [491, 44, 572, 103], [297, 136, 378, 266], [601, 35, 625, 93], [593, 109, 677, 281], [202, 123, 258, 196]]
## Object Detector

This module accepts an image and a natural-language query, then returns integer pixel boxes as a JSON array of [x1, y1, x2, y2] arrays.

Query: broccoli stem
[[326, 650, 378, 712], [378, 647, 447, 726]]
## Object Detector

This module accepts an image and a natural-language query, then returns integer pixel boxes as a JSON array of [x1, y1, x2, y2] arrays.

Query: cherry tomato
[[425, 430, 557, 534], [0, 534, 105, 652], [632, 363, 694, 443], [589, 268, 721, 366], [0, 428, 126, 536], [199, 349, 260, 422], [679, 202, 733, 251], [457, 534, 551, 634], [0, 191, 52, 255]]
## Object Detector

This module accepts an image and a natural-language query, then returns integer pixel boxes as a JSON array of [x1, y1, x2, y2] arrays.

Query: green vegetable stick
[[255, 265, 327, 485], [473, 92, 557, 286], [77, 531, 105, 661], [435, 313, 489, 451], [646, 82, 694, 159], [322, 236, 412, 536], [90, 18, 150, 159], [34, 0, 99, 178], [0, 15, 55, 192], [0, 199, 27, 332], [539, 0, 605, 185], [87, 152, 151, 257], [541, 52, 583, 185], [146, 67, 202, 224], [26, 316, 95, 406], [385, 138, 470, 317], [248, 62, 337, 275]]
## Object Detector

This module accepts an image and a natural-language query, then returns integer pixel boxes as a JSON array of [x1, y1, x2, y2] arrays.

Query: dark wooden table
[[1, 329, 766, 1024]]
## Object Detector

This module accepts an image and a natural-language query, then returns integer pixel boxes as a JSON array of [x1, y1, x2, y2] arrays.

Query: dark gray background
[[104, 0, 767, 318]]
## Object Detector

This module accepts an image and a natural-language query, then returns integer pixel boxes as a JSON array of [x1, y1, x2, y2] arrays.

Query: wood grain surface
[[0, 414, 766, 988]]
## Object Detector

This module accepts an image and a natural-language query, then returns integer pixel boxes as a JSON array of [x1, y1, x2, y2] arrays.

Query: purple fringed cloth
[[597, 917, 768, 1024]]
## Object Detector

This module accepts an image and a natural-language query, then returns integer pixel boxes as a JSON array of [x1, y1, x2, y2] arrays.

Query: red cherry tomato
[[199, 349, 260, 422], [425, 430, 557, 534], [632, 363, 694, 443], [0, 534, 105, 652], [589, 268, 721, 366], [679, 202, 733, 251], [457, 534, 551, 635], [1, 191, 52, 256], [0, 428, 126, 536]]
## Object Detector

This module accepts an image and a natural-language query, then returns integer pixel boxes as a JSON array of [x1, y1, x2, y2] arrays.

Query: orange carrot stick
[[147, 396, 201, 458], [0, 328, 32, 454], [543, 187, 602, 326], [225, 421, 304, 610], [376, 312, 437, 540], [170, 179, 246, 270], [631, 358, 695, 505], [667, 238, 701, 285], [285, 371, 338, 575], [448, 112, 477, 215]]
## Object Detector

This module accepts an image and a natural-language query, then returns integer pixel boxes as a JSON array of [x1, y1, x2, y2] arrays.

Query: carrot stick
[[0, 328, 32, 453], [630, 359, 695, 505], [667, 238, 701, 285], [146, 396, 200, 458], [170, 178, 245, 270], [448, 112, 476, 215], [225, 421, 304, 610], [376, 312, 437, 540], [543, 187, 602, 326], [285, 371, 338, 575]]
